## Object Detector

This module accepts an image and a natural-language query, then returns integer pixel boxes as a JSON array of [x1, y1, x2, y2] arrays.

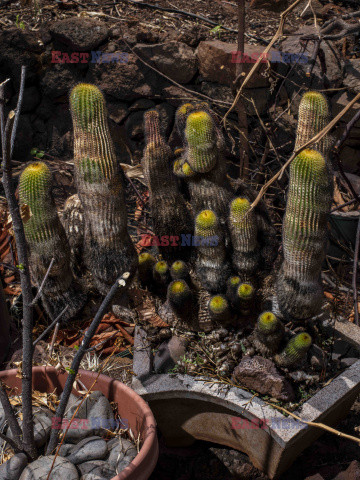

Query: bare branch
[[31, 258, 55, 306]]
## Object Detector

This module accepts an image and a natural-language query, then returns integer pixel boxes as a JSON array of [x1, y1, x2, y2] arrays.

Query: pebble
[[67, 436, 108, 465], [19, 456, 79, 480], [77, 460, 116, 479], [108, 438, 137, 472], [0, 453, 28, 480], [8, 407, 53, 448]]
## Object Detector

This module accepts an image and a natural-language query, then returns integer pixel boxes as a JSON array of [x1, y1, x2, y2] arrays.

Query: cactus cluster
[[69, 83, 137, 295], [19, 162, 86, 322], [275, 149, 332, 321]]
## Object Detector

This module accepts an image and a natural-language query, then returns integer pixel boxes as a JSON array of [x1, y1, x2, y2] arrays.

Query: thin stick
[[49, 322, 60, 358], [0, 66, 36, 459], [33, 305, 69, 347], [352, 218, 360, 326], [0, 383, 22, 450], [249, 92, 360, 212], [222, 0, 305, 125], [46, 272, 130, 455], [0, 431, 23, 453], [31, 257, 55, 306]]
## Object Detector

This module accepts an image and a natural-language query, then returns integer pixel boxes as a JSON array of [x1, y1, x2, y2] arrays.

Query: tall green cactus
[[275, 149, 332, 320], [228, 197, 260, 282], [174, 108, 234, 219], [295, 91, 333, 173], [19, 162, 86, 321], [70, 83, 137, 294], [143, 110, 193, 262], [194, 209, 230, 292]]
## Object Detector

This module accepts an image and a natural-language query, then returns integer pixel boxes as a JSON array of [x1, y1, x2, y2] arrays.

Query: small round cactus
[[252, 312, 284, 356], [138, 252, 156, 284], [208, 295, 230, 322], [275, 332, 312, 368], [232, 283, 254, 315], [226, 276, 241, 304], [153, 260, 169, 285], [19, 162, 86, 322], [170, 260, 189, 281], [167, 279, 192, 310]]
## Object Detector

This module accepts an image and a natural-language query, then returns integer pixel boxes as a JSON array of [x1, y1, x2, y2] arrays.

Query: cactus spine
[[275, 332, 312, 368], [70, 83, 137, 294], [275, 149, 332, 321], [143, 110, 193, 262], [194, 210, 230, 293], [229, 197, 260, 282], [19, 162, 86, 322]]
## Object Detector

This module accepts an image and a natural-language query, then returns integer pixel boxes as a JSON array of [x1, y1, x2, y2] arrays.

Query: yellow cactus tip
[[171, 261, 186, 273], [182, 161, 195, 176], [169, 280, 187, 295], [187, 110, 212, 128], [230, 197, 250, 213], [154, 261, 168, 274], [294, 332, 312, 348], [229, 276, 240, 286], [196, 210, 217, 229], [302, 91, 326, 102], [23, 161, 50, 177], [259, 312, 276, 325], [237, 283, 254, 299], [209, 295, 228, 314], [139, 252, 154, 265], [297, 149, 324, 164], [178, 103, 194, 115]]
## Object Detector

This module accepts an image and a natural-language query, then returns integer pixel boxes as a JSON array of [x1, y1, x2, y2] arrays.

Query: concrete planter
[[132, 321, 360, 479]]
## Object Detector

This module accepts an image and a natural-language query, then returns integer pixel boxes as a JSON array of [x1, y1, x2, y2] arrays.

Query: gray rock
[[232, 356, 295, 402], [77, 460, 116, 479], [58, 443, 73, 457], [344, 59, 360, 94], [154, 336, 189, 373], [67, 436, 108, 465], [80, 475, 109, 480], [108, 438, 137, 473], [134, 41, 197, 84], [8, 407, 53, 448], [340, 357, 359, 369], [0, 453, 28, 480], [63, 391, 115, 443], [19, 456, 79, 480], [50, 18, 109, 51]]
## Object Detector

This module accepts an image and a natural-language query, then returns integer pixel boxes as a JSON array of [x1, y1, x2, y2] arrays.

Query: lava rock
[[232, 356, 295, 402], [12, 114, 33, 160], [41, 64, 81, 99], [17, 86, 41, 113], [50, 18, 109, 51], [196, 40, 274, 88], [129, 98, 156, 111], [63, 391, 115, 443], [134, 41, 197, 84], [344, 59, 360, 94], [19, 456, 79, 480], [67, 436, 108, 465], [107, 438, 137, 471], [0, 453, 28, 480], [107, 101, 130, 124], [154, 336, 189, 373], [86, 53, 155, 101], [77, 460, 116, 478]]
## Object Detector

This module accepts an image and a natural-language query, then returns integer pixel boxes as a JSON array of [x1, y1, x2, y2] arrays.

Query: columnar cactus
[[70, 83, 137, 294], [226, 276, 241, 305], [275, 332, 312, 368], [19, 162, 86, 322], [295, 91, 332, 160], [229, 197, 260, 282], [143, 110, 193, 262], [275, 149, 332, 321], [251, 312, 284, 356], [194, 210, 230, 292]]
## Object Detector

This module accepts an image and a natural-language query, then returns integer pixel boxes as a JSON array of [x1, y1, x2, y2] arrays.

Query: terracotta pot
[[0, 366, 158, 480]]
